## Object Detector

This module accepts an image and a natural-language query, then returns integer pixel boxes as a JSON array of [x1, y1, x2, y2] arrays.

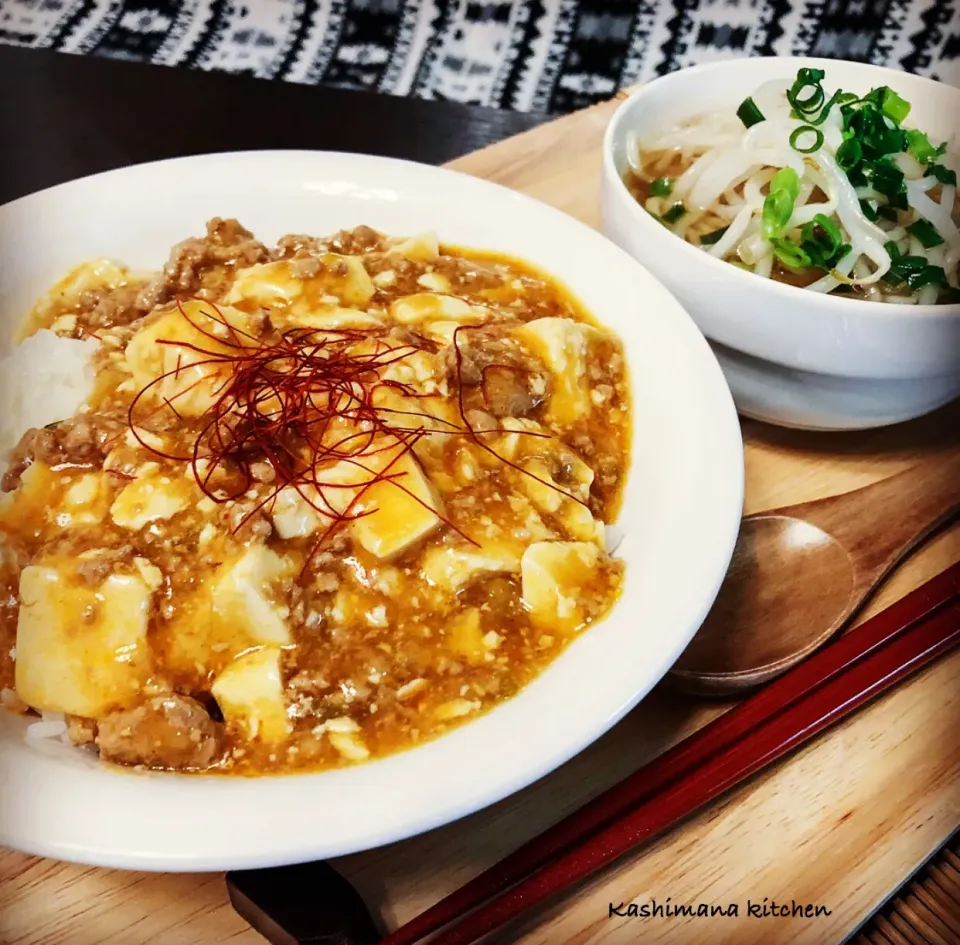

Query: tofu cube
[[19, 258, 127, 341], [52, 472, 111, 529], [110, 472, 191, 531], [521, 541, 601, 633], [517, 456, 603, 546], [281, 307, 383, 331], [223, 260, 302, 308], [211, 547, 295, 646], [446, 609, 486, 664], [417, 272, 452, 292], [351, 451, 443, 560], [390, 231, 439, 261], [390, 293, 487, 325], [211, 647, 291, 744], [15, 563, 152, 717], [513, 318, 599, 424], [125, 300, 255, 418], [422, 543, 521, 591], [270, 486, 325, 540], [228, 255, 375, 314], [317, 255, 376, 307]]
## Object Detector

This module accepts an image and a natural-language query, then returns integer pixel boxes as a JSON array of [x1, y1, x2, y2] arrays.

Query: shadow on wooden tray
[[330, 683, 721, 933], [743, 398, 960, 460]]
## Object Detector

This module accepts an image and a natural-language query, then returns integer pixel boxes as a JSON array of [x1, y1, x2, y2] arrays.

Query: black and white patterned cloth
[[2, 0, 958, 114]]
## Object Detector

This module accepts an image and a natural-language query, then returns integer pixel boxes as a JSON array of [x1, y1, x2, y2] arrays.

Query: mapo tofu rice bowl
[[0, 219, 633, 776]]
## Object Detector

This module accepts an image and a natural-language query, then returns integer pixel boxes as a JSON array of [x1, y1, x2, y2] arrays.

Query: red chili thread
[[126, 301, 587, 559]]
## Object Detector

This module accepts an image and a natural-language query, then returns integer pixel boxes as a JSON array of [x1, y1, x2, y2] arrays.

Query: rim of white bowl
[[602, 55, 960, 320]]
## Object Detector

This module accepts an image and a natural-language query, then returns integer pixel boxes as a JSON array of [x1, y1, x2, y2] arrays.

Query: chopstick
[[381, 562, 960, 945], [400, 596, 960, 945]]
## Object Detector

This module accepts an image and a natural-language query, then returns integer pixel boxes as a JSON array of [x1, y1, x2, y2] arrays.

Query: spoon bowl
[[671, 448, 960, 694]]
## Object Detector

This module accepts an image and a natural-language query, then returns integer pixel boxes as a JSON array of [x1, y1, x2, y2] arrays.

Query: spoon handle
[[795, 448, 960, 591]]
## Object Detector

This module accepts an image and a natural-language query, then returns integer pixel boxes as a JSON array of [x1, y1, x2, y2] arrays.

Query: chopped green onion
[[859, 199, 879, 222], [762, 166, 801, 240], [887, 255, 928, 276], [771, 237, 813, 270], [883, 89, 911, 124], [886, 191, 909, 210], [926, 163, 958, 187], [843, 102, 906, 159], [833, 243, 853, 266], [649, 177, 674, 197], [798, 213, 850, 271], [700, 225, 730, 246], [836, 137, 863, 171], [787, 68, 826, 115], [884, 254, 945, 289], [809, 89, 854, 125], [864, 86, 911, 124], [861, 116, 907, 157], [905, 130, 946, 165], [800, 213, 844, 264], [846, 165, 869, 188], [737, 97, 765, 128], [907, 265, 946, 289], [661, 202, 686, 224], [870, 158, 906, 198], [884, 240, 902, 258], [906, 219, 945, 248], [789, 125, 825, 153]]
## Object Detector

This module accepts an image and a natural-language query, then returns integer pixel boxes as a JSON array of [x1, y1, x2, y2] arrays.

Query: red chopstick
[[422, 597, 960, 945], [381, 562, 960, 945]]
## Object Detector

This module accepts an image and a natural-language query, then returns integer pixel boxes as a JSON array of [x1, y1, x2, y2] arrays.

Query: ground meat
[[2, 414, 126, 493], [75, 546, 135, 586], [432, 255, 504, 291], [66, 715, 98, 746], [481, 366, 545, 418], [272, 233, 323, 260], [289, 255, 324, 279], [59, 414, 125, 460], [95, 694, 224, 769], [288, 670, 331, 696], [78, 276, 168, 334], [163, 218, 268, 299], [2, 429, 59, 492], [223, 501, 274, 542], [327, 225, 384, 255], [0, 568, 19, 690], [273, 225, 384, 261], [249, 461, 276, 484], [443, 330, 548, 418]]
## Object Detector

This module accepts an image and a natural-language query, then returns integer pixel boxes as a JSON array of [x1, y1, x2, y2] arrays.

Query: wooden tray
[[855, 829, 960, 944], [2, 94, 959, 945]]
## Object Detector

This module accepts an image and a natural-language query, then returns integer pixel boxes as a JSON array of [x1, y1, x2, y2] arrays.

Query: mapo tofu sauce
[[0, 221, 629, 774]]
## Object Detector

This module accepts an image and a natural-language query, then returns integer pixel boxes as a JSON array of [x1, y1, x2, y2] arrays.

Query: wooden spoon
[[670, 448, 960, 695]]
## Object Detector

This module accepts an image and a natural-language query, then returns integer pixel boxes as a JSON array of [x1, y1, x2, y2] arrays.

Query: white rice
[[0, 329, 100, 476], [25, 717, 68, 741]]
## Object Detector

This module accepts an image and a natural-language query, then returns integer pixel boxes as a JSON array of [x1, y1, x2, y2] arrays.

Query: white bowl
[[600, 56, 960, 431], [0, 151, 743, 871]]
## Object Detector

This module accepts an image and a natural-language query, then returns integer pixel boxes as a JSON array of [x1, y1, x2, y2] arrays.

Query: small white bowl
[[600, 56, 960, 431]]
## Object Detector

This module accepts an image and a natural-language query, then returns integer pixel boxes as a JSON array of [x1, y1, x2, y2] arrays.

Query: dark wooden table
[[0, 45, 546, 205]]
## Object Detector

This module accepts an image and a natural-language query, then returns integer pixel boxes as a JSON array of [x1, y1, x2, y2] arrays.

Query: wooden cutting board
[[2, 93, 959, 945]]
